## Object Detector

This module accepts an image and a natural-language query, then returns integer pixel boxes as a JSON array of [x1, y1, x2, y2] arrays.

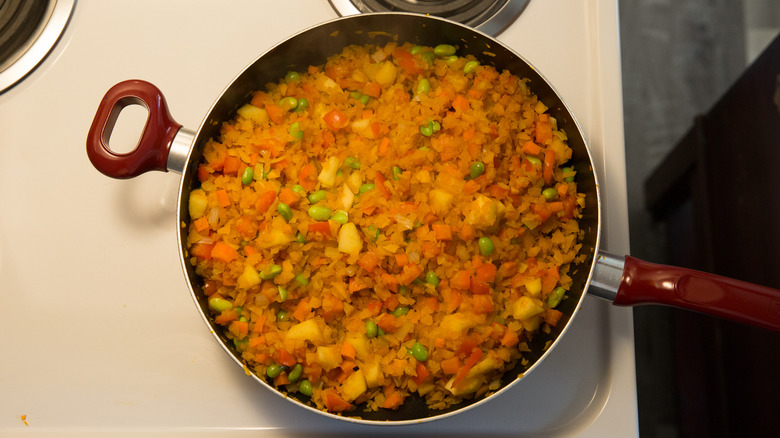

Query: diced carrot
[[273, 373, 290, 386], [413, 362, 430, 385], [557, 183, 569, 198], [277, 348, 297, 367], [446, 288, 462, 313], [469, 277, 491, 295], [375, 172, 391, 200], [543, 149, 556, 185], [378, 137, 390, 157], [340, 341, 356, 360], [366, 300, 383, 316], [292, 298, 311, 322], [197, 165, 210, 182], [545, 309, 564, 327], [472, 294, 494, 315], [382, 390, 405, 410], [475, 262, 497, 283], [216, 189, 231, 207], [308, 221, 332, 237], [452, 95, 470, 111], [211, 242, 238, 263], [432, 223, 453, 241], [453, 348, 483, 388], [250, 91, 266, 107], [348, 276, 370, 293], [486, 184, 510, 199], [421, 297, 439, 312], [278, 187, 300, 207], [357, 251, 381, 273], [223, 156, 241, 175], [522, 141, 541, 156], [500, 330, 520, 347], [299, 163, 317, 191], [323, 109, 349, 131], [421, 241, 441, 258], [397, 263, 423, 286], [255, 190, 277, 214], [193, 217, 210, 233], [364, 81, 382, 98], [265, 103, 285, 125], [531, 203, 552, 223], [459, 223, 476, 241], [323, 390, 352, 412], [394, 253, 408, 267], [383, 294, 399, 312], [370, 122, 382, 137], [377, 313, 400, 333], [214, 310, 238, 325], [440, 356, 461, 375], [251, 314, 267, 334], [548, 201, 564, 213], [235, 215, 258, 239], [463, 179, 480, 195], [463, 128, 476, 141], [321, 294, 344, 322], [451, 270, 472, 290], [536, 114, 553, 144]]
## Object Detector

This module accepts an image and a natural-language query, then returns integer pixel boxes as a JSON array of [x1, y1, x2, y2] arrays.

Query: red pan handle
[[613, 255, 780, 332], [87, 80, 182, 179]]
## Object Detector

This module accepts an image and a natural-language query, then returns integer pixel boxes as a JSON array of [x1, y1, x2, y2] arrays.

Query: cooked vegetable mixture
[[186, 42, 586, 414]]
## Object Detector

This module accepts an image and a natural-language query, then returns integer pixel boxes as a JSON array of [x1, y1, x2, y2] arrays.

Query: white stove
[[0, 1, 637, 435]]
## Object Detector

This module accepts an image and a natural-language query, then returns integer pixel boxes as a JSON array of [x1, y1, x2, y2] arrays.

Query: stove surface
[[0, 1, 635, 436]]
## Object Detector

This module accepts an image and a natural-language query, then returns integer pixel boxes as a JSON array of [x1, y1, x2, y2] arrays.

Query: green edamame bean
[[443, 55, 458, 63], [299, 379, 313, 396], [295, 98, 308, 112], [425, 271, 439, 288], [431, 120, 441, 132], [285, 71, 300, 82], [233, 338, 248, 350], [470, 161, 485, 179], [365, 320, 378, 338], [277, 202, 293, 221], [307, 190, 326, 204], [241, 166, 254, 185], [295, 231, 306, 243], [358, 183, 375, 194], [344, 156, 360, 169], [463, 60, 479, 74], [377, 327, 386, 337], [359, 94, 371, 105], [562, 167, 575, 182], [266, 363, 283, 378], [277, 310, 288, 322], [259, 264, 282, 280], [208, 296, 232, 313], [411, 342, 428, 361], [543, 188, 558, 201], [433, 44, 456, 57], [294, 274, 309, 287], [478, 237, 495, 256], [331, 210, 348, 225], [420, 123, 433, 137], [278, 286, 288, 302], [392, 166, 402, 180], [308, 205, 331, 221], [548, 286, 566, 308], [279, 96, 298, 111], [288, 363, 303, 383], [289, 122, 303, 140], [527, 156, 542, 167], [392, 306, 409, 317], [291, 185, 305, 195], [416, 78, 431, 95], [410, 45, 423, 55], [349, 91, 362, 100]]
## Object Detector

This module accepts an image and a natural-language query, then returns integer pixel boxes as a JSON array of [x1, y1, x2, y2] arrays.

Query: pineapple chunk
[[362, 357, 384, 388], [236, 104, 269, 125], [347, 172, 363, 193], [444, 375, 482, 396], [316, 345, 342, 371], [257, 226, 294, 249], [521, 315, 542, 332], [428, 189, 454, 214], [236, 264, 260, 289], [345, 333, 370, 359], [465, 195, 505, 229], [338, 222, 363, 255], [466, 353, 502, 379], [339, 183, 355, 210], [188, 189, 208, 219], [340, 369, 367, 402], [524, 278, 542, 299], [285, 319, 324, 345], [318, 156, 340, 188], [373, 61, 397, 86], [438, 313, 478, 339], [351, 118, 375, 139], [512, 296, 544, 321]]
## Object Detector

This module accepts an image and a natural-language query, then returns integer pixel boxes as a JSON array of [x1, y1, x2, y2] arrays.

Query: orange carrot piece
[[463, 128, 476, 141], [223, 156, 241, 175], [463, 180, 480, 195], [278, 187, 300, 206], [375, 172, 391, 200], [459, 223, 476, 241], [364, 81, 382, 98], [323, 390, 352, 412], [500, 330, 520, 347], [453, 348, 483, 388], [380, 272, 399, 293], [190, 243, 213, 260], [211, 242, 238, 263], [472, 294, 495, 315], [522, 141, 541, 156], [378, 137, 390, 157], [452, 95, 470, 111], [357, 251, 381, 273], [308, 221, 332, 237], [265, 103, 285, 125], [432, 223, 453, 241], [299, 163, 317, 191], [440, 356, 461, 375], [545, 309, 564, 327], [536, 114, 553, 144], [475, 262, 497, 283], [366, 300, 383, 316], [348, 277, 370, 293], [382, 390, 405, 410], [377, 313, 401, 334], [193, 217, 210, 233], [397, 263, 423, 286], [413, 362, 430, 385], [216, 189, 230, 207], [451, 270, 472, 290], [543, 149, 556, 185], [340, 341, 356, 360], [394, 253, 408, 267], [255, 190, 277, 214]]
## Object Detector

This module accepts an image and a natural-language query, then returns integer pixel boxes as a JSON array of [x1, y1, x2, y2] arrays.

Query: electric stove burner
[[329, 0, 529, 36], [0, 0, 74, 92]]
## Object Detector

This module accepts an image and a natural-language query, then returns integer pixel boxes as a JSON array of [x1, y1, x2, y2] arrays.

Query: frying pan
[[86, 13, 780, 423]]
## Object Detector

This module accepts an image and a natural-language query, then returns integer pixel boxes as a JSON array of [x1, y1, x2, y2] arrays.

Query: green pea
[[285, 71, 301, 82], [416, 78, 431, 95], [478, 237, 495, 256], [331, 210, 348, 225], [295, 97, 308, 112], [277, 202, 293, 221], [299, 379, 313, 396], [277, 309, 289, 322], [260, 264, 282, 280], [291, 185, 305, 195], [377, 327, 386, 337], [421, 52, 435, 64], [359, 94, 371, 105], [392, 306, 409, 317], [543, 188, 558, 201], [308, 205, 331, 221], [266, 363, 283, 378], [349, 91, 363, 100], [410, 45, 423, 55], [239, 316, 248, 323], [443, 55, 459, 63], [233, 338, 248, 350], [307, 190, 326, 204], [420, 122, 433, 137], [392, 166, 402, 180], [410, 342, 428, 361], [289, 122, 303, 140], [278, 286, 288, 302], [365, 320, 378, 338], [431, 120, 441, 132], [548, 286, 566, 308], [470, 161, 485, 179], [208, 296, 232, 313], [295, 231, 306, 243], [562, 167, 575, 183], [425, 271, 439, 288], [344, 156, 360, 169], [294, 274, 309, 287], [358, 183, 375, 194], [288, 363, 303, 383], [279, 96, 298, 111], [234, 306, 243, 317], [241, 166, 254, 185], [527, 156, 542, 167], [463, 60, 479, 74], [433, 44, 456, 57]]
